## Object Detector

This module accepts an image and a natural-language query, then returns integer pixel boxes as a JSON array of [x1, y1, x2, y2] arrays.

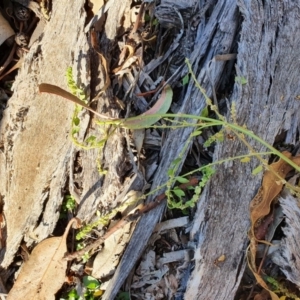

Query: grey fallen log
[[186, 1, 300, 299], [0, 0, 90, 268]]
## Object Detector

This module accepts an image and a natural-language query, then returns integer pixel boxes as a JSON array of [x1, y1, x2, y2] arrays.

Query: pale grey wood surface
[[186, 1, 300, 299], [103, 1, 240, 299], [0, 0, 90, 268]]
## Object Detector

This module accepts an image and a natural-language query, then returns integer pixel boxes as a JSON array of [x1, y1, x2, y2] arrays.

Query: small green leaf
[[71, 127, 80, 135], [152, 18, 159, 26], [200, 106, 209, 118], [172, 187, 185, 197], [85, 135, 96, 144], [73, 116, 80, 126], [67, 289, 79, 300], [240, 157, 250, 163], [83, 276, 100, 290], [191, 130, 202, 137], [96, 139, 106, 147], [194, 186, 201, 195], [252, 165, 263, 175], [235, 76, 248, 85], [175, 176, 189, 183], [171, 158, 182, 166], [167, 168, 174, 176], [116, 292, 130, 300], [182, 74, 189, 86]]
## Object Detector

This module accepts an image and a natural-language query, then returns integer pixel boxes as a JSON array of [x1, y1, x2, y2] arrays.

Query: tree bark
[[0, 0, 90, 268]]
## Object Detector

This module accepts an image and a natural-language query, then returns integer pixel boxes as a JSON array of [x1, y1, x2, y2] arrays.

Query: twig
[[0, 43, 17, 77], [0, 57, 23, 81]]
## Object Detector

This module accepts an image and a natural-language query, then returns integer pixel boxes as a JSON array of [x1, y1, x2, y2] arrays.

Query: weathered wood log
[[0, 0, 90, 268], [185, 2, 300, 298], [272, 190, 300, 288], [0, 0, 140, 283]]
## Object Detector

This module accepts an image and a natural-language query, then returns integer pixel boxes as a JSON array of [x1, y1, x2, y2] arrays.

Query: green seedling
[[235, 76, 248, 85], [63, 276, 102, 300], [60, 195, 76, 219]]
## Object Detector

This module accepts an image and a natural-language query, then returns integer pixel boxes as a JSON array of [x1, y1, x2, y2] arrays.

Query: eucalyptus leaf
[[121, 85, 173, 129]]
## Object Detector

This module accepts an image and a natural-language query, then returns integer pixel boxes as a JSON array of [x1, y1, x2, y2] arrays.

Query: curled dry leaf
[[122, 84, 173, 129], [249, 151, 300, 241], [7, 218, 81, 300], [248, 151, 300, 300], [39, 83, 117, 120]]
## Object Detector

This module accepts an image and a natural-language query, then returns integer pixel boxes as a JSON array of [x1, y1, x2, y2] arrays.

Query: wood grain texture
[[273, 190, 300, 288], [0, 0, 89, 267], [1, 0, 299, 298], [186, 1, 300, 299]]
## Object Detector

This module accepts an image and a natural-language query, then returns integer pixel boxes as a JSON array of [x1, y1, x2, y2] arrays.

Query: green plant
[[60, 195, 76, 219], [62, 276, 102, 300], [40, 60, 300, 238], [116, 291, 130, 300], [264, 275, 300, 299]]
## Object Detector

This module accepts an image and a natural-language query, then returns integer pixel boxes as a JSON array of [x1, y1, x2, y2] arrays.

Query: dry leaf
[[254, 289, 272, 300], [39, 83, 116, 120], [7, 218, 80, 300], [92, 222, 133, 279], [248, 151, 300, 300], [250, 151, 294, 240], [39, 84, 173, 129]]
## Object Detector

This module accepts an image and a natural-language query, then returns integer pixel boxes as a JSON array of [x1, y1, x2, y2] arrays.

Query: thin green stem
[[143, 151, 274, 199]]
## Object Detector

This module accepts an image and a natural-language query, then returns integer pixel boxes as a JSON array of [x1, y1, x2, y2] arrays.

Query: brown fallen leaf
[[250, 151, 292, 240], [7, 218, 81, 300], [248, 151, 300, 300]]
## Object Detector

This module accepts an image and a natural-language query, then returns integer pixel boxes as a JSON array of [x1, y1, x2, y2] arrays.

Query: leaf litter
[[248, 151, 300, 300], [7, 218, 80, 300]]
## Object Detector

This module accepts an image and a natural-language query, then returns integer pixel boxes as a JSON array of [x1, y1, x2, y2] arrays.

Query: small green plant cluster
[[166, 166, 215, 210], [264, 275, 300, 299], [66, 67, 110, 155], [64, 60, 300, 239], [60, 195, 76, 219], [62, 276, 102, 300], [66, 67, 111, 174], [66, 67, 86, 101], [164, 119, 215, 209]]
